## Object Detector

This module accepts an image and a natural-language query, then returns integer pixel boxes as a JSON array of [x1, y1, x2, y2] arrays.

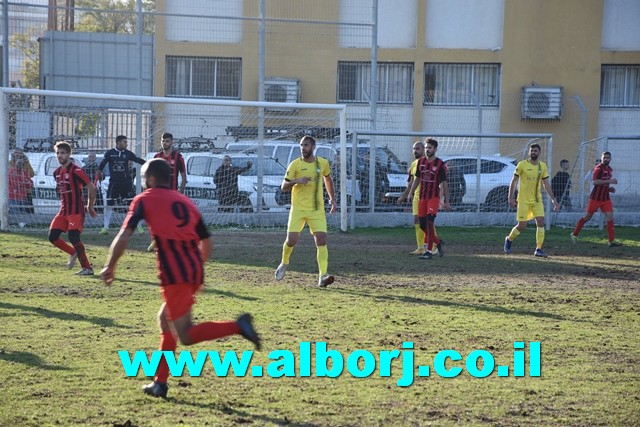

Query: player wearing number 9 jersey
[[100, 158, 261, 398]]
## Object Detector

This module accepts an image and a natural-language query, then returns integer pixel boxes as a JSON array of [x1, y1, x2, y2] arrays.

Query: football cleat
[[236, 313, 261, 351], [570, 233, 578, 245], [534, 249, 548, 258], [418, 251, 432, 260], [410, 248, 424, 255], [75, 268, 94, 276], [608, 240, 622, 247], [504, 236, 512, 254], [142, 381, 168, 398], [318, 274, 335, 288], [137, 225, 145, 235], [67, 253, 78, 270], [99, 227, 109, 235], [275, 263, 288, 281], [436, 240, 445, 258], [147, 241, 156, 252]]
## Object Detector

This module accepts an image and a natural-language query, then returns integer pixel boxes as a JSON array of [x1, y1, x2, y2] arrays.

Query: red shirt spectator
[[8, 160, 34, 203]]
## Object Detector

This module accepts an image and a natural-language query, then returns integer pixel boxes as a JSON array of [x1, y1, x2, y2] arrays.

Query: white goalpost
[[0, 88, 348, 232]]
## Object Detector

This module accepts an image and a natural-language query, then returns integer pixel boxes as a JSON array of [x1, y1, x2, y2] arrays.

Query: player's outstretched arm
[[100, 227, 134, 285]]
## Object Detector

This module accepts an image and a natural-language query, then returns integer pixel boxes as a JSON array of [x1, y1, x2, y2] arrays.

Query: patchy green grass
[[0, 226, 639, 426]]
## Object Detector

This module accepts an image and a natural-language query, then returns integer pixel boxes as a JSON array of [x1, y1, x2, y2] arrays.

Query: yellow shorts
[[516, 201, 545, 222], [412, 194, 419, 216], [287, 208, 327, 234]]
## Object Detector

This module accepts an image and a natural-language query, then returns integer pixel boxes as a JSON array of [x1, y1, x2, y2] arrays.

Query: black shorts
[[106, 181, 135, 206]]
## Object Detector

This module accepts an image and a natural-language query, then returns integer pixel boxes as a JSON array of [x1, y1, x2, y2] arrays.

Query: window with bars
[[600, 65, 640, 108], [424, 63, 500, 106], [337, 62, 414, 104], [165, 56, 241, 99]]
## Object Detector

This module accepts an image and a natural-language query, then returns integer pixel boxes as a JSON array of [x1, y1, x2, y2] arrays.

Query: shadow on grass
[[0, 349, 70, 371], [0, 301, 131, 329], [104, 279, 261, 301], [333, 288, 569, 321], [167, 397, 320, 426], [200, 287, 260, 301]]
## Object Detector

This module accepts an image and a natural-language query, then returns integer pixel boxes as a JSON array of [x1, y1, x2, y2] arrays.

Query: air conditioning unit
[[264, 77, 300, 112], [521, 86, 563, 119]]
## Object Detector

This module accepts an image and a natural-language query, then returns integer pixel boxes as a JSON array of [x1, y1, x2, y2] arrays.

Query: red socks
[[607, 219, 615, 242], [72, 242, 91, 269], [573, 218, 587, 236], [52, 238, 74, 255], [187, 321, 240, 344], [155, 331, 178, 383]]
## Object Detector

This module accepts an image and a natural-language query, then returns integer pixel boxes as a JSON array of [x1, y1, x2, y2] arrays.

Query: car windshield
[[45, 156, 84, 175], [208, 156, 285, 176], [345, 147, 407, 174]]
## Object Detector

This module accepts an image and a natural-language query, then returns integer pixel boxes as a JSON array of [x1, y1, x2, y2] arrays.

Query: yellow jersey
[[515, 159, 549, 204], [285, 156, 331, 211], [409, 158, 421, 196]]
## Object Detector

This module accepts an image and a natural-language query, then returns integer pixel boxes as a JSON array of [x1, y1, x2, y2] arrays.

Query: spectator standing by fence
[[214, 155, 252, 212], [9, 148, 35, 213], [8, 158, 33, 213], [552, 159, 572, 210]]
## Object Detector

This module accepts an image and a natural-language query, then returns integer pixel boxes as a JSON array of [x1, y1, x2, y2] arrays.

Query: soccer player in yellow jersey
[[275, 136, 337, 287], [504, 143, 559, 257]]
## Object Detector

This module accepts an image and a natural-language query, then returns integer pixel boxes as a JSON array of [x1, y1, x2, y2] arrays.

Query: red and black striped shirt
[[414, 157, 447, 200], [153, 150, 186, 191], [54, 162, 91, 215], [123, 187, 210, 286], [589, 163, 613, 202]]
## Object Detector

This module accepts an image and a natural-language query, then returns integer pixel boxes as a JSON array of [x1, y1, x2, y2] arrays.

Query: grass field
[[0, 225, 639, 426]]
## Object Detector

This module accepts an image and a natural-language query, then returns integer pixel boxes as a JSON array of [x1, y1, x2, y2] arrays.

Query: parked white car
[[440, 155, 517, 209], [184, 152, 286, 212], [28, 152, 111, 214]]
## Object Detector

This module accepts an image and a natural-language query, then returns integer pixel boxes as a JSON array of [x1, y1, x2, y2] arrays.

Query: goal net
[[0, 88, 347, 232]]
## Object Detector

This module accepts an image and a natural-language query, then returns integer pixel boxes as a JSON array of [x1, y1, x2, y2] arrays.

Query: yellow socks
[[508, 227, 521, 241], [282, 242, 294, 264], [415, 224, 425, 248], [317, 245, 328, 276], [536, 227, 545, 249]]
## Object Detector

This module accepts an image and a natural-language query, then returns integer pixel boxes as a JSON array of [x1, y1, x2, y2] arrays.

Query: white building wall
[[426, 0, 504, 50], [340, 0, 418, 49], [601, 0, 640, 50], [165, 0, 243, 43]]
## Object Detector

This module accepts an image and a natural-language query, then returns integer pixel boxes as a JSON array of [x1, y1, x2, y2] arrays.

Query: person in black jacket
[[95, 135, 146, 234], [214, 155, 252, 212], [552, 159, 572, 210], [82, 152, 103, 211], [446, 160, 467, 207]]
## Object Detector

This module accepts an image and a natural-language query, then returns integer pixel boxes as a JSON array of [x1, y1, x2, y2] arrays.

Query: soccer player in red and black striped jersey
[[147, 132, 187, 252], [406, 137, 450, 259], [48, 141, 97, 275], [571, 151, 622, 247], [100, 158, 261, 398], [153, 132, 187, 193]]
